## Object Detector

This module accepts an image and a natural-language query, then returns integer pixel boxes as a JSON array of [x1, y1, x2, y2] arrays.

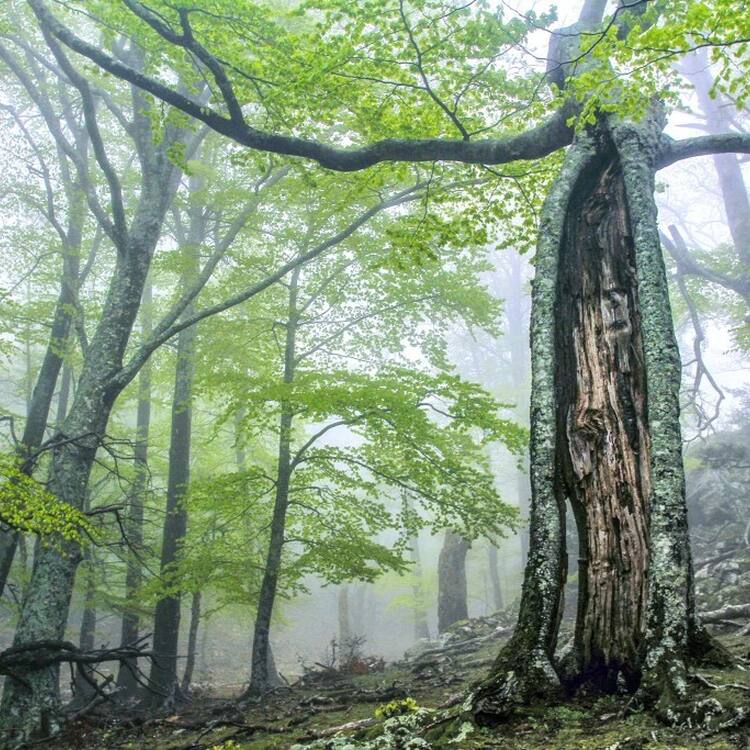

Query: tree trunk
[[247, 268, 299, 695], [116, 282, 152, 697], [180, 591, 201, 694], [409, 532, 430, 641], [71, 551, 97, 705], [473, 112, 711, 722], [0, 204, 83, 600], [147, 300, 197, 702], [0, 114, 182, 741], [488, 544, 503, 613], [437, 531, 470, 633], [338, 585, 352, 646]]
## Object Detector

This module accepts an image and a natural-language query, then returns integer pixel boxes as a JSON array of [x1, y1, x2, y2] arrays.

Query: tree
[[437, 530, 470, 632], [19, 0, 750, 728]]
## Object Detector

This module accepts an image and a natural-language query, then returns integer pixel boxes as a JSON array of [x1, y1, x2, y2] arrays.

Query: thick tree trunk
[[437, 531, 470, 633], [473, 113, 711, 722], [116, 283, 153, 697], [248, 268, 299, 695], [180, 591, 201, 694]]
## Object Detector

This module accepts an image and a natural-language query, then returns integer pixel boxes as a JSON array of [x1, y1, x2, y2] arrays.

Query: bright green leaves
[[0, 453, 92, 543]]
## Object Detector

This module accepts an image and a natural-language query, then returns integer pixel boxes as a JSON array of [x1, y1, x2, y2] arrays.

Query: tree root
[[469, 648, 563, 725]]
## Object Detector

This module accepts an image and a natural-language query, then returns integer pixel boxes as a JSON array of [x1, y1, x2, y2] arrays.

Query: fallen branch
[[702, 604, 750, 624]]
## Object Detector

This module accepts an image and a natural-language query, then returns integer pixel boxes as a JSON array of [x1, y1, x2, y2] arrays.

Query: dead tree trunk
[[472, 111, 716, 722], [437, 531, 470, 633]]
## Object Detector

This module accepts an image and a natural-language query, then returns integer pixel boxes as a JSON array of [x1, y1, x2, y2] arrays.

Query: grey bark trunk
[[116, 282, 153, 697], [437, 531, 470, 633], [180, 590, 201, 694], [248, 268, 299, 695], [488, 545, 503, 612], [148, 285, 199, 701], [0, 96, 185, 743]]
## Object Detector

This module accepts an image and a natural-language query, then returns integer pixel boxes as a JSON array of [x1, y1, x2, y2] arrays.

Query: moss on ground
[[43, 635, 749, 750]]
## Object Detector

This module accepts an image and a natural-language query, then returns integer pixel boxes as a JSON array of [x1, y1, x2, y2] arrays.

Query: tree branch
[[28, 0, 575, 171]]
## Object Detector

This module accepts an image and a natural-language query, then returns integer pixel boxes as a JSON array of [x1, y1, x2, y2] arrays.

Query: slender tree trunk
[[338, 585, 352, 647], [0, 207, 83, 599], [488, 545, 503, 612], [437, 531, 470, 633], [409, 532, 430, 641], [116, 282, 152, 696], [248, 268, 299, 695], [180, 591, 201, 694], [148, 296, 198, 702], [71, 551, 97, 705]]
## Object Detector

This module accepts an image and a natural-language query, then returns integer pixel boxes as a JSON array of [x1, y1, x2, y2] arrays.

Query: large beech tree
[[12, 0, 750, 735]]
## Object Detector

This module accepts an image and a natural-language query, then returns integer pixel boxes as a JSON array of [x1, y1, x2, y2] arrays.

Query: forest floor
[[44, 627, 750, 750]]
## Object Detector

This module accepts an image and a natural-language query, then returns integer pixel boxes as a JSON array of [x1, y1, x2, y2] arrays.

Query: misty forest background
[[0, 0, 749, 748]]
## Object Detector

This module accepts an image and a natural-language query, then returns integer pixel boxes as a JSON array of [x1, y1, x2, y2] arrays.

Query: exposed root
[[470, 647, 563, 725]]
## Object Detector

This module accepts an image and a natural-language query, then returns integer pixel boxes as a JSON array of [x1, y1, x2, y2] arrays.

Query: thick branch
[[28, 0, 575, 171], [658, 133, 750, 169]]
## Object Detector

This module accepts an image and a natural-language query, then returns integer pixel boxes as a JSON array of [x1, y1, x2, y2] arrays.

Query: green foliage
[[0, 453, 91, 543], [374, 697, 419, 719]]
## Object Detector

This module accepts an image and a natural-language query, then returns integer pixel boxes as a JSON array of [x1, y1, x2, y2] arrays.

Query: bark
[[0, 92, 186, 744], [71, 551, 97, 705], [437, 531, 470, 633], [487, 545, 503, 613], [555, 150, 651, 691], [148, 237, 201, 702], [247, 268, 299, 695], [116, 282, 153, 697], [473, 134, 598, 722], [180, 591, 201, 694], [474, 111, 714, 722]]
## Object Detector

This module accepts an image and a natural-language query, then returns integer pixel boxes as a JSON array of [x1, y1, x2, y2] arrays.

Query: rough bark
[[555, 148, 651, 691], [472, 135, 598, 723], [0, 90, 186, 744], [116, 283, 153, 697], [437, 531, 470, 633], [247, 268, 299, 695]]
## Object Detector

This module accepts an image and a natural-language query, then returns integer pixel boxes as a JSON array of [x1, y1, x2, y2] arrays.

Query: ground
[[41, 629, 750, 750]]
